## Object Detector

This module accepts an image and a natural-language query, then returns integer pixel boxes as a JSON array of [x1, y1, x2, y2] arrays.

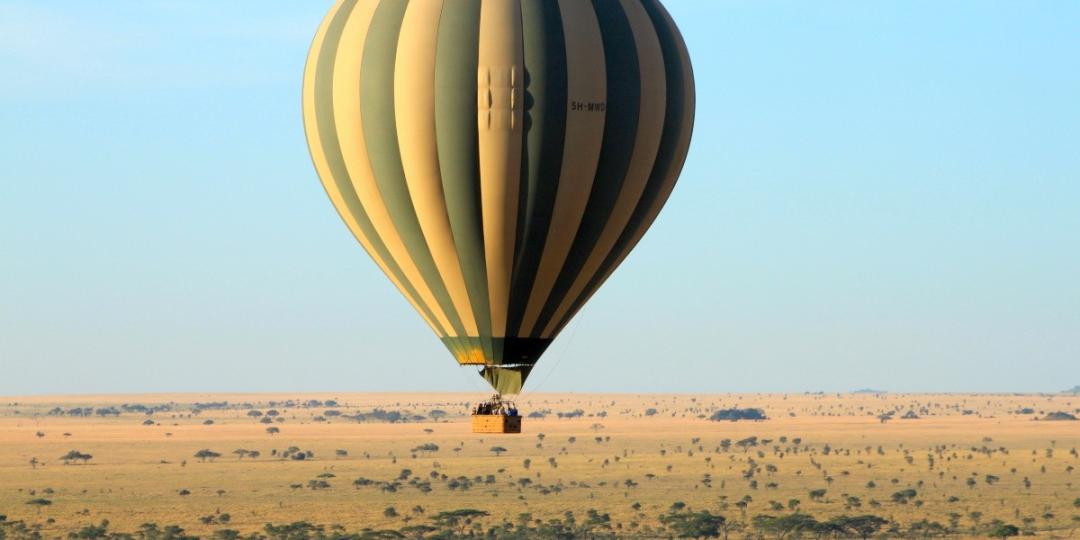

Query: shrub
[[1044, 412, 1077, 421], [194, 449, 221, 462], [752, 514, 819, 538], [60, 450, 93, 464], [987, 523, 1020, 538], [710, 408, 767, 422], [660, 510, 726, 538], [826, 515, 888, 539], [412, 443, 439, 454], [891, 489, 917, 504]]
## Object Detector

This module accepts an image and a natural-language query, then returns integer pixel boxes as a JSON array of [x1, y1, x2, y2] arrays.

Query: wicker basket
[[471, 414, 522, 434]]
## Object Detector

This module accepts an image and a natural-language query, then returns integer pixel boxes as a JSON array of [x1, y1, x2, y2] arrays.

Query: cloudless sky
[[2, 1, 1078, 396]]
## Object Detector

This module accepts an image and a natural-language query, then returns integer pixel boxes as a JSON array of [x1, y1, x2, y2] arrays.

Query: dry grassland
[[0, 392, 1078, 537]]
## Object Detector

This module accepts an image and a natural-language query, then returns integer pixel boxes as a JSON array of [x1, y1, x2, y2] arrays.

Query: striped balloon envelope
[[303, 0, 695, 395]]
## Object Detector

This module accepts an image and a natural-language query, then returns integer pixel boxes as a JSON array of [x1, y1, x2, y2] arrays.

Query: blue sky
[[2, 1, 1078, 395]]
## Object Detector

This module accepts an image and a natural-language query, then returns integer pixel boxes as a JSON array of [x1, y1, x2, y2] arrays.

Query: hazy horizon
[[3, 388, 1080, 401], [2, 1, 1078, 395]]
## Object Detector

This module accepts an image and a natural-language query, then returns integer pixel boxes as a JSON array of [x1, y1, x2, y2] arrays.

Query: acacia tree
[[432, 509, 489, 535], [752, 513, 819, 539], [412, 443, 439, 456], [61, 450, 92, 465], [660, 510, 726, 538], [826, 515, 888, 539], [194, 449, 221, 462]]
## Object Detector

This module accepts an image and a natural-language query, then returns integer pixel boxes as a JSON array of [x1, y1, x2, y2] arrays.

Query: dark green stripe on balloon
[[506, 0, 569, 338], [549, 0, 693, 336], [533, 0, 641, 336]]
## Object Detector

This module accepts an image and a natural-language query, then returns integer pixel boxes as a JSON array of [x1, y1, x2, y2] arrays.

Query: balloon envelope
[[303, 0, 695, 394]]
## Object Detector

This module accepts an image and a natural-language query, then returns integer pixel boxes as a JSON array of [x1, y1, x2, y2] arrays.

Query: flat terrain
[[1, 392, 1078, 537]]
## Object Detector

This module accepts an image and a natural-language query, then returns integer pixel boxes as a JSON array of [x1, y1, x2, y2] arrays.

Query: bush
[[60, 450, 93, 464], [891, 489, 917, 504], [987, 523, 1020, 538], [660, 510, 726, 538], [412, 443, 439, 454], [194, 449, 221, 462], [709, 408, 767, 422], [752, 514, 819, 537], [432, 509, 489, 528], [1044, 411, 1077, 421]]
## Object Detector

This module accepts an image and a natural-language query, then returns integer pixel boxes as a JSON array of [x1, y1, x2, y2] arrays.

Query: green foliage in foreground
[[0, 510, 1043, 540]]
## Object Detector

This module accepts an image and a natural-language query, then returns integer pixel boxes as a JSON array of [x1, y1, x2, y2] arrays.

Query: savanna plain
[[1, 392, 1078, 539]]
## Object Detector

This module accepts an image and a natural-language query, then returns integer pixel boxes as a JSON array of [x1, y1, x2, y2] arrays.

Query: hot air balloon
[[302, 0, 695, 408]]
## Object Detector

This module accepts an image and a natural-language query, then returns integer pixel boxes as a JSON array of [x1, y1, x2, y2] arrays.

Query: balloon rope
[[521, 308, 586, 397]]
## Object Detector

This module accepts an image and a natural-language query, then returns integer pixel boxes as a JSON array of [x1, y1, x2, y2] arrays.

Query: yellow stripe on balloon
[[476, 0, 525, 338]]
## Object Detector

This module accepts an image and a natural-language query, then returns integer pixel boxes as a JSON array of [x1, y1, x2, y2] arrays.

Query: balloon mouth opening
[[479, 365, 534, 395]]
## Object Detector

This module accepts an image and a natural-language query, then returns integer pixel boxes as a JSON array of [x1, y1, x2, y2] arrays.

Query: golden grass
[[1, 392, 1078, 537]]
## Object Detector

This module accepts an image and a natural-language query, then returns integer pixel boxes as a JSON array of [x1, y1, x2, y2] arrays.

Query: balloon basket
[[471, 395, 521, 434], [472, 414, 522, 434]]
